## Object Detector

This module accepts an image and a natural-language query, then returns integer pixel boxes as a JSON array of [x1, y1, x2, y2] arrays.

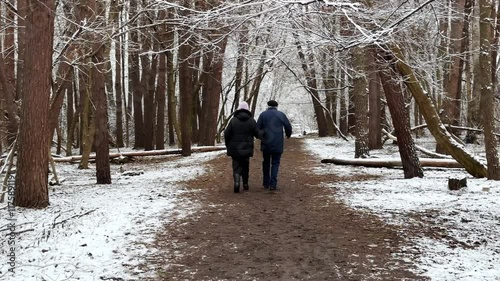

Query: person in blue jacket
[[256, 100, 292, 191], [224, 101, 258, 193]]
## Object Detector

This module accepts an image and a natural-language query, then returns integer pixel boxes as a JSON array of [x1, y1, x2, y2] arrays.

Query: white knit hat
[[238, 101, 249, 111]]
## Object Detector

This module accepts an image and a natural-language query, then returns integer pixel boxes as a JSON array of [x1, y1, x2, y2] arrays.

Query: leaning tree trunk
[[390, 45, 487, 178], [378, 49, 423, 179], [478, 0, 500, 179], [15, 0, 56, 208]]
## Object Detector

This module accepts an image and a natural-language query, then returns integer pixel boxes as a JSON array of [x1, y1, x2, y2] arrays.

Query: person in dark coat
[[257, 100, 292, 191], [224, 101, 258, 193]]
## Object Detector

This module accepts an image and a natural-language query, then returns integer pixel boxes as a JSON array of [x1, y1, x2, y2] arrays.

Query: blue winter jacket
[[256, 107, 292, 153]]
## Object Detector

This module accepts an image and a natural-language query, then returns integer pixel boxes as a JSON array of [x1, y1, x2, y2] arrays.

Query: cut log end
[[448, 177, 467, 191]]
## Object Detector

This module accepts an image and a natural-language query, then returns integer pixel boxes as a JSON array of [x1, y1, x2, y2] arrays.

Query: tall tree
[[130, 0, 144, 149], [352, 47, 370, 158], [91, 0, 111, 184], [378, 49, 423, 179], [179, 0, 194, 156], [479, 0, 500, 179], [198, 39, 228, 146], [367, 47, 382, 149], [293, 33, 329, 137], [437, 0, 468, 153], [115, 33, 125, 148], [15, 0, 56, 208], [156, 51, 167, 150]]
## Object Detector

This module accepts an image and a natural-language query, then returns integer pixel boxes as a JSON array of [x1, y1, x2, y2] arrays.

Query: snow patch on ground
[[0, 150, 224, 280], [303, 137, 500, 281]]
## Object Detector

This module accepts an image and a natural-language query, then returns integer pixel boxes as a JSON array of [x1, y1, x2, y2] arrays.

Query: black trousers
[[232, 156, 250, 184]]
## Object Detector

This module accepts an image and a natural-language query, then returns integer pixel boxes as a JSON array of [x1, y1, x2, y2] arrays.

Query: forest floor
[[141, 137, 429, 280]]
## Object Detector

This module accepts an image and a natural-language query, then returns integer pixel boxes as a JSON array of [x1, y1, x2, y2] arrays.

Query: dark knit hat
[[267, 100, 278, 107]]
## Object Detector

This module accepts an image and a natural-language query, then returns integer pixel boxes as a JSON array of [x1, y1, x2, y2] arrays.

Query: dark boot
[[233, 173, 241, 193], [242, 177, 249, 190]]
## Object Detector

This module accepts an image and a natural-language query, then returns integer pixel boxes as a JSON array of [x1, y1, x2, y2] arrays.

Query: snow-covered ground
[[1, 136, 499, 281], [0, 149, 225, 281], [303, 136, 500, 281]]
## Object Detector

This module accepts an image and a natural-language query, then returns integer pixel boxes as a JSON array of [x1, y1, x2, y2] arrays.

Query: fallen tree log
[[53, 146, 226, 163], [321, 157, 464, 168]]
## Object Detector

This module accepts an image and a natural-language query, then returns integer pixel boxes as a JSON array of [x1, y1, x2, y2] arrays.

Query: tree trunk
[[442, 0, 467, 134], [15, 0, 55, 208], [294, 33, 329, 137], [66, 79, 75, 156], [248, 49, 268, 116], [367, 47, 382, 149], [391, 45, 487, 178], [2, 0, 17, 146], [353, 47, 370, 158], [92, 44, 111, 183], [233, 29, 248, 112], [130, 0, 144, 149], [141, 42, 154, 151], [156, 53, 167, 150], [79, 74, 95, 169], [322, 52, 337, 136], [199, 39, 228, 146], [166, 49, 179, 146], [0, 56, 19, 145], [178, 0, 194, 156], [115, 34, 125, 148], [378, 49, 423, 179], [16, 0, 27, 101], [479, 0, 500, 179]]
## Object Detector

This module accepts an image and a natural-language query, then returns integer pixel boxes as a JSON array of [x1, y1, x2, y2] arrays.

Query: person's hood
[[234, 109, 252, 121]]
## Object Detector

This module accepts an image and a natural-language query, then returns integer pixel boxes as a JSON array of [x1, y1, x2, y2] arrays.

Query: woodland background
[[1, 0, 500, 209]]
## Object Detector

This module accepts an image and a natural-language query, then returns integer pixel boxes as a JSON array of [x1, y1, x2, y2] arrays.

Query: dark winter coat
[[224, 109, 258, 158], [257, 107, 292, 154]]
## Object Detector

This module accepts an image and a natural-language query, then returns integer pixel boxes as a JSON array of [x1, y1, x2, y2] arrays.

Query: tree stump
[[448, 177, 467, 191]]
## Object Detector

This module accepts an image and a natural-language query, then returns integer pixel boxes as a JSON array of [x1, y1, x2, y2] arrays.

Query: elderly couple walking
[[224, 100, 292, 193]]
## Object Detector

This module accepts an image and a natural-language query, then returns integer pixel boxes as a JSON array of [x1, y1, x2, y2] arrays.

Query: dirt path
[[147, 138, 427, 280]]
